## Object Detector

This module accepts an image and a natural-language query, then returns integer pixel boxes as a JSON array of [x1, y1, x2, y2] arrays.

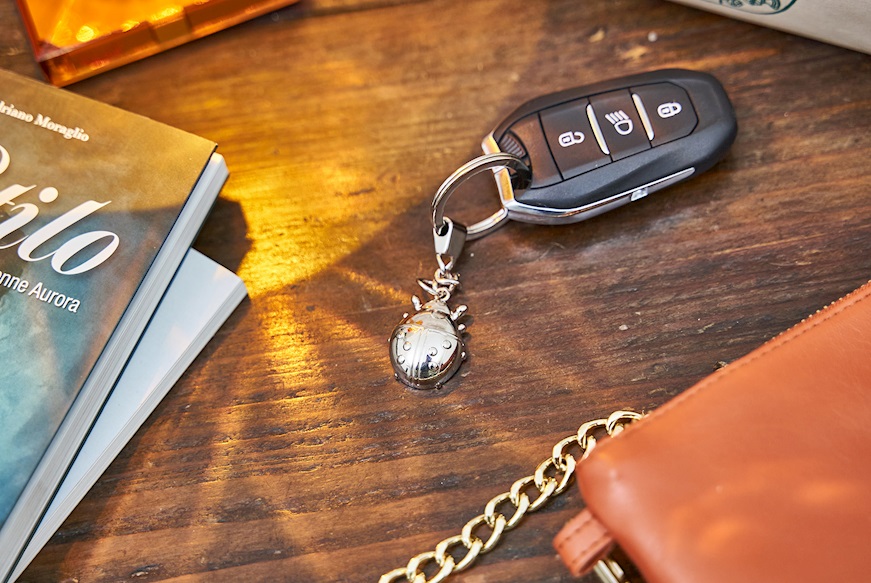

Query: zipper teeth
[[766, 279, 871, 345]]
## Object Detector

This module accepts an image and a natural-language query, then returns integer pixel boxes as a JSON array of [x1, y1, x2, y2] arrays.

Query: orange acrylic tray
[[16, 0, 299, 86]]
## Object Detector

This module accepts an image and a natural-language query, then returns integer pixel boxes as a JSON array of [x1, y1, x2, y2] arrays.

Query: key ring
[[389, 153, 530, 391], [431, 152, 530, 241]]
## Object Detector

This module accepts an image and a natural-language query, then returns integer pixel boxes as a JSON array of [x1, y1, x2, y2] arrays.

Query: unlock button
[[540, 99, 610, 179]]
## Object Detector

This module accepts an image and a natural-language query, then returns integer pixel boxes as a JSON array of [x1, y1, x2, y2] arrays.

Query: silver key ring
[[431, 152, 529, 241]]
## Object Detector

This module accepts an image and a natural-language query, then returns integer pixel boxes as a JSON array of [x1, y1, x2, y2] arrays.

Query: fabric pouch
[[555, 280, 871, 582]]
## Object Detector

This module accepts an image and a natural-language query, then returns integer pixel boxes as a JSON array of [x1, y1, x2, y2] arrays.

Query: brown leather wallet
[[555, 280, 871, 582]]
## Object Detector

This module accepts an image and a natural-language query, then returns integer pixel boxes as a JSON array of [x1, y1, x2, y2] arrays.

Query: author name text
[[0, 269, 81, 313], [0, 100, 90, 142]]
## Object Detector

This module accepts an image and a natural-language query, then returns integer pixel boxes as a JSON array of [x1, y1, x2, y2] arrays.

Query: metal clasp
[[594, 557, 628, 583], [433, 217, 467, 262], [593, 549, 645, 583]]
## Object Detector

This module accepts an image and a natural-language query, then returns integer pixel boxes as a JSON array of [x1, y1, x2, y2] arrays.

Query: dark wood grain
[[1, 0, 869, 581]]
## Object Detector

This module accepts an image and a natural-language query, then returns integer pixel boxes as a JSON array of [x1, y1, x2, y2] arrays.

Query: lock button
[[540, 99, 610, 180], [588, 90, 651, 161], [630, 83, 698, 146]]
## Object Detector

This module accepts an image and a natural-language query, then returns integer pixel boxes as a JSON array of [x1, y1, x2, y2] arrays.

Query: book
[[10, 249, 247, 580], [667, 0, 870, 55], [0, 68, 228, 581]]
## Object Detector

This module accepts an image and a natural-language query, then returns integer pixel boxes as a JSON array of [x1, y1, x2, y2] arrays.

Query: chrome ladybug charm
[[390, 294, 467, 389], [390, 216, 473, 389]]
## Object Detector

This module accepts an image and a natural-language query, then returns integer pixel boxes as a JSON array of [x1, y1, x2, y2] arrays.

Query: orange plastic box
[[16, 0, 299, 86]]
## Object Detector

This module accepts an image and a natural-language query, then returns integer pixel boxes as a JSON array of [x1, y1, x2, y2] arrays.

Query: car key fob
[[482, 69, 737, 226]]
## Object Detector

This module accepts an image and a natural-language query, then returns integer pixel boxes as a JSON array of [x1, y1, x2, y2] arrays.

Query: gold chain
[[379, 410, 643, 583]]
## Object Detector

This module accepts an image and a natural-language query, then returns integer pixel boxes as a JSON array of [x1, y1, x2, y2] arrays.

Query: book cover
[[0, 69, 224, 580], [667, 0, 870, 55], [10, 249, 248, 580]]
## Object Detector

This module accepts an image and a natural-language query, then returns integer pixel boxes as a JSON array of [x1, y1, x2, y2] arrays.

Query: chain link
[[416, 254, 461, 305], [379, 410, 643, 583]]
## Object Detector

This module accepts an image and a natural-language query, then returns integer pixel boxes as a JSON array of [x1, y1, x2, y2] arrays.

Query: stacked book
[[0, 69, 247, 581]]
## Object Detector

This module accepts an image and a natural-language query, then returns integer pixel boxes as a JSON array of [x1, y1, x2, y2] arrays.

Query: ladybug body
[[389, 298, 466, 389]]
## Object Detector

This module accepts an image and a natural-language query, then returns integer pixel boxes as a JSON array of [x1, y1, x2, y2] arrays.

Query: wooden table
[[1, 1, 869, 581]]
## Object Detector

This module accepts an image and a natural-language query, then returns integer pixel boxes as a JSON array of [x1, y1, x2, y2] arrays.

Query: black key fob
[[483, 69, 737, 225]]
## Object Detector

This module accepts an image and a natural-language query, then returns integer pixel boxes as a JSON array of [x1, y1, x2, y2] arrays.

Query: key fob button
[[498, 114, 561, 188], [540, 99, 610, 180], [631, 82, 698, 146], [588, 90, 651, 161]]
